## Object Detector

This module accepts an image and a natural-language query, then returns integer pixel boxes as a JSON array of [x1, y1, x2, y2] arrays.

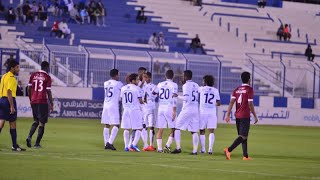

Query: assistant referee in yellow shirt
[[0, 60, 26, 151]]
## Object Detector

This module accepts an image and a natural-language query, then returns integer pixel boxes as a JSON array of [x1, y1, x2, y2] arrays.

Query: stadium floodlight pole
[[146, 51, 153, 74]]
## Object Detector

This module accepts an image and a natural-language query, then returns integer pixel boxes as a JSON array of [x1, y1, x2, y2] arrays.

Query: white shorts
[[143, 110, 155, 127], [101, 107, 120, 125], [121, 109, 143, 130], [156, 110, 175, 129], [200, 113, 218, 130], [175, 110, 199, 132]]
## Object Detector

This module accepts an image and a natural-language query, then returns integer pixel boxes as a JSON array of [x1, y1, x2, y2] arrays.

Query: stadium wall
[[16, 94, 320, 127]]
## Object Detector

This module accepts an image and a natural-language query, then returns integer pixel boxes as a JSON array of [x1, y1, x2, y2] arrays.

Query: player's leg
[[141, 124, 149, 151], [130, 110, 143, 152], [164, 129, 174, 153], [101, 108, 110, 147], [199, 114, 207, 153], [0, 120, 5, 133], [199, 129, 206, 153], [147, 112, 156, 150], [149, 127, 155, 150], [34, 104, 49, 148], [0, 98, 7, 133], [224, 119, 244, 160], [107, 124, 119, 150], [189, 117, 200, 155], [172, 111, 189, 153], [241, 119, 251, 160], [26, 104, 39, 147], [208, 129, 215, 155], [121, 110, 131, 151], [156, 112, 166, 152], [141, 112, 149, 151]]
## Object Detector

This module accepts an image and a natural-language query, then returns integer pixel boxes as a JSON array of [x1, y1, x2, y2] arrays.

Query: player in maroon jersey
[[26, 61, 53, 148], [224, 72, 258, 160]]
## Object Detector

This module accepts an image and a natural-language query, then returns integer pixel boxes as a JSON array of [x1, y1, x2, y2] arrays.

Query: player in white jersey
[[121, 73, 144, 152], [199, 75, 221, 155], [101, 69, 123, 150], [156, 70, 178, 153], [129, 67, 147, 146], [172, 70, 200, 155]]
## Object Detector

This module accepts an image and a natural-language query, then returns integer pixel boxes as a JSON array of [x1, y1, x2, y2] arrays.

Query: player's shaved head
[[184, 70, 193, 80], [241, 71, 251, 84], [165, 70, 174, 79], [128, 73, 139, 82], [110, 69, 119, 78], [138, 67, 147, 73], [203, 75, 214, 87]]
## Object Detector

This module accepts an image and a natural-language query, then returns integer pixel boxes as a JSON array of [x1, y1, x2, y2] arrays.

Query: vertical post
[[83, 46, 89, 88], [245, 33, 247, 43], [297, 29, 300, 38], [219, 17, 222, 27], [0, 49, 2, 71], [280, 59, 286, 97], [66, 57, 69, 86], [236, 28, 239, 37], [306, 34, 309, 44], [216, 56, 222, 92], [227, 23, 230, 32], [313, 66, 316, 99]]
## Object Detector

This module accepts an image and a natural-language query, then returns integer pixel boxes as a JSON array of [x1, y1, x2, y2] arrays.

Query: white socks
[[149, 130, 154, 146], [123, 130, 129, 148], [174, 130, 181, 149], [157, 139, 162, 151], [166, 136, 173, 147], [208, 133, 215, 153], [141, 128, 148, 148], [103, 128, 109, 145], [192, 133, 199, 153], [132, 130, 141, 146], [108, 126, 118, 145], [200, 134, 206, 152]]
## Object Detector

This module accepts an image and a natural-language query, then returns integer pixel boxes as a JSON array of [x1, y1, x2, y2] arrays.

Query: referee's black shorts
[[31, 104, 49, 124], [0, 97, 17, 122], [236, 118, 250, 137]]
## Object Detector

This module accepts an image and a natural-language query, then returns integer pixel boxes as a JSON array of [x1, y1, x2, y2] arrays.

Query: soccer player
[[121, 73, 144, 152], [26, 61, 53, 148], [199, 75, 220, 154], [101, 69, 123, 150], [172, 70, 200, 155], [129, 67, 147, 145], [0, 60, 26, 151], [141, 72, 158, 151], [156, 70, 178, 153], [224, 71, 259, 160]]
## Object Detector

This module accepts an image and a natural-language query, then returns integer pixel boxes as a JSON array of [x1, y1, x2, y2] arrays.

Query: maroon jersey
[[28, 70, 52, 104], [231, 84, 254, 119]]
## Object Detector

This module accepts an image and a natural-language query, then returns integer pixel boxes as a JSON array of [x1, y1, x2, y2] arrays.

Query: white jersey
[[181, 80, 199, 111], [142, 82, 158, 111], [199, 86, 220, 115], [103, 79, 123, 108], [157, 79, 178, 111], [120, 84, 143, 111]]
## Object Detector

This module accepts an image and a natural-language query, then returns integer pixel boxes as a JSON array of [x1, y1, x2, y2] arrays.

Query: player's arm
[[28, 86, 32, 102], [248, 89, 258, 124], [225, 98, 235, 123], [216, 91, 221, 106], [178, 85, 188, 101], [47, 90, 54, 112], [7, 89, 15, 114]]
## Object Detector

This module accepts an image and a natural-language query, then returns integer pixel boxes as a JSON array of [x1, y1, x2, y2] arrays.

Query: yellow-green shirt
[[0, 71, 17, 98]]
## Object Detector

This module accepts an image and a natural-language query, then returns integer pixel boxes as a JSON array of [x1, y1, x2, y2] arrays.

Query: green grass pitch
[[0, 118, 319, 180]]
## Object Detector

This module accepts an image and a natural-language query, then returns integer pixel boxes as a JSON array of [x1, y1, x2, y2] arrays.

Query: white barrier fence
[[16, 97, 320, 127]]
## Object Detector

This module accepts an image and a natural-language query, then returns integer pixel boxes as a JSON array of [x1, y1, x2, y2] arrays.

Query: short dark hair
[[184, 70, 192, 80], [8, 60, 19, 70], [128, 73, 138, 82], [241, 72, 251, 83], [41, 61, 49, 70], [110, 69, 119, 78], [203, 75, 214, 87], [138, 67, 147, 72], [145, 72, 152, 78], [165, 70, 174, 79]]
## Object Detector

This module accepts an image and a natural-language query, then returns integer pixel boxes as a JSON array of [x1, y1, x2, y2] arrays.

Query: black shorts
[[0, 97, 17, 122], [31, 104, 49, 124], [236, 118, 250, 137]]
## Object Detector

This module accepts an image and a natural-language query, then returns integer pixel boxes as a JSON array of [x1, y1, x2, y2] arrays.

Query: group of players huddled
[[102, 67, 221, 155], [0, 61, 259, 160]]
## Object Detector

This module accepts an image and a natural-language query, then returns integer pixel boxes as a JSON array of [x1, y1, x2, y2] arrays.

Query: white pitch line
[[0, 152, 319, 180]]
